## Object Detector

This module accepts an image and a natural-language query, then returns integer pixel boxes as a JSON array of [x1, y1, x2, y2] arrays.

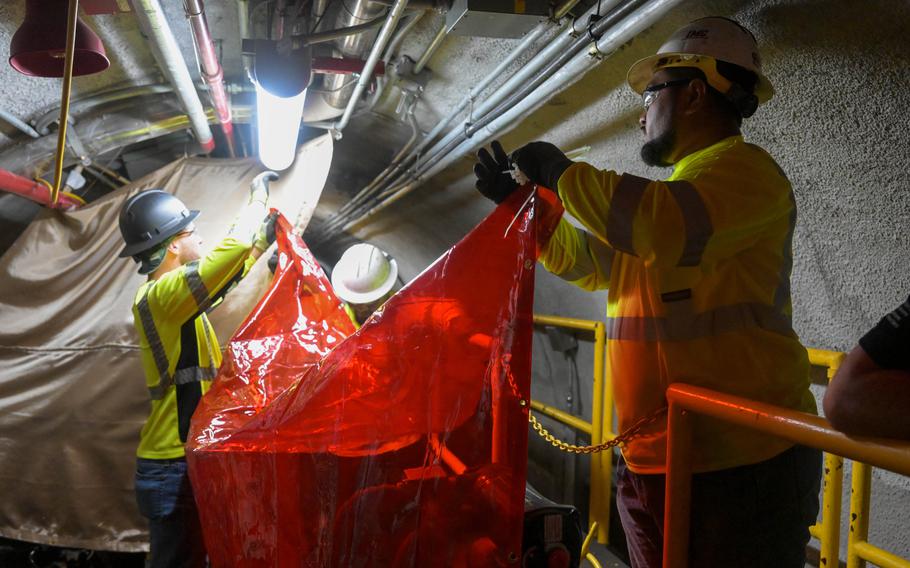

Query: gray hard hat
[[118, 189, 199, 258]]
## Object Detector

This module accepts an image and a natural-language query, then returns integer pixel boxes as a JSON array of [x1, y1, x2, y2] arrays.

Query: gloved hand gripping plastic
[[228, 170, 278, 245]]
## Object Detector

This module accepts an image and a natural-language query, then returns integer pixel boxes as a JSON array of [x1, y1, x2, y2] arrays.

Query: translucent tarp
[[187, 188, 562, 567]]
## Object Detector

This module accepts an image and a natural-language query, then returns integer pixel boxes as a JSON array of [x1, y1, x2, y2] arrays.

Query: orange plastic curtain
[[187, 187, 562, 567]]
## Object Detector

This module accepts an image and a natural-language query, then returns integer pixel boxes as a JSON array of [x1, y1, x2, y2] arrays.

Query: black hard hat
[[118, 189, 199, 258]]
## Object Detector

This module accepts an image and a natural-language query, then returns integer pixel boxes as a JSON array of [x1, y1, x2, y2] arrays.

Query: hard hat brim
[[117, 209, 200, 258], [627, 52, 774, 104], [331, 258, 399, 305]]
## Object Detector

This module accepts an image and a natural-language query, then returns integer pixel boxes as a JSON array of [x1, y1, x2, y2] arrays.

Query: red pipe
[[184, 0, 236, 157], [0, 169, 82, 210]]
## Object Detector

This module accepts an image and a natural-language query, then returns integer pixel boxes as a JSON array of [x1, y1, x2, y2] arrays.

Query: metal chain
[[528, 407, 668, 454]]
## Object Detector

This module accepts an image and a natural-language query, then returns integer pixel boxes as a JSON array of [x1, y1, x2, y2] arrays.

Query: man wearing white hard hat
[[331, 243, 400, 327], [475, 17, 819, 567]]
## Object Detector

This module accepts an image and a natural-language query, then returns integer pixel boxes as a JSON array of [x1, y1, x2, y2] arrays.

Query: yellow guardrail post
[[592, 321, 610, 544], [807, 348, 847, 568], [847, 461, 872, 568], [532, 315, 612, 545]]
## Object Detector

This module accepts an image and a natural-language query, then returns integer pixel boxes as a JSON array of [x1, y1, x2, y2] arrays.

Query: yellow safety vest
[[541, 135, 816, 474], [132, 238, 256, 459]]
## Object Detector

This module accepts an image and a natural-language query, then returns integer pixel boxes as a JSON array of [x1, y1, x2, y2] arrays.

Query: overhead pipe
[[324, 0, 387, 109], [328, 20, 555, 224], [184, 0, 236, 157], [34, 84, 173, 135], [130, 0, 215, 153], [293, 15, 387, 46], [333, 0, 410, 132], [412, 22, 447, 74], [0, 109, 40, 138], [0, 97, 238, 179], [364, 10, 426, 111], [403, 0, 628, 186], [0, 169, 82, 209], [321, 3, 599, 232], [324, 0, 631, 230], [337, 0, 685, 232]]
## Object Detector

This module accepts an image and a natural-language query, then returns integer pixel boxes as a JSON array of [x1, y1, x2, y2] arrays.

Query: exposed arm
[[824, 346, 910, 439], [824, 296, 910, 439]]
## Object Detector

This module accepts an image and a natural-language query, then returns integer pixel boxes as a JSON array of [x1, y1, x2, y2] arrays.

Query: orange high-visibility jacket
[[541, 135, 816, 474]]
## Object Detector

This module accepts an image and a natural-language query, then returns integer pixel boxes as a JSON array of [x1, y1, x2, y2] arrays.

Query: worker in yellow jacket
[[117, 171, 278, 568], [475, 17, 819, 568]]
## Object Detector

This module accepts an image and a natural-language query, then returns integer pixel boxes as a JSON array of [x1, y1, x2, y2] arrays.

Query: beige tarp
[[0, 135, 332, 551]]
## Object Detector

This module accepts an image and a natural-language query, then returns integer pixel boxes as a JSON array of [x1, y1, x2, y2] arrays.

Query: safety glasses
[[641, 78, 692, 111]]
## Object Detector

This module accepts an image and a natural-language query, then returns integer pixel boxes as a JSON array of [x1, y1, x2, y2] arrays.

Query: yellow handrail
[[663, 383, 910, 568], [532, 314, 612, 544], [806, 348, 846, 567], [529, 400, 593, 436]]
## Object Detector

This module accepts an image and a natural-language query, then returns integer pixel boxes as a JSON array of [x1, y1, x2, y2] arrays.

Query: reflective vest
[[132, 238, 256, 459], [541, 135, 816, 474]]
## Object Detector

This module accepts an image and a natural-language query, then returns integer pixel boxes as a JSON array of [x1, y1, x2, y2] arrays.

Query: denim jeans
[[135, 458, 206, 568], [616, 445, 822, 568]]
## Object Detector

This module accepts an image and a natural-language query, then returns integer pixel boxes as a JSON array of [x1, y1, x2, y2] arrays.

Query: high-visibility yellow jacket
[[541, 135, 816, 474], [132, 238, 256, 459]]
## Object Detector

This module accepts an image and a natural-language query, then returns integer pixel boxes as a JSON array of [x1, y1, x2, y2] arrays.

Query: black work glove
[[253, 211, 279, 252], [267, 249, 280, 274], [474, 140, 518, 204], [510, 141, 574, 191]]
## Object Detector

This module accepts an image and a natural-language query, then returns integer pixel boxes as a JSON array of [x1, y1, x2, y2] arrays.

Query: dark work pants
[[135, 458, 206, 568], [616, 445, 822, 568]]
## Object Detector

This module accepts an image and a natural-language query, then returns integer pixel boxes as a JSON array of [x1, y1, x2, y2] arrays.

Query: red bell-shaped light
[[9, 0, 110, 77]]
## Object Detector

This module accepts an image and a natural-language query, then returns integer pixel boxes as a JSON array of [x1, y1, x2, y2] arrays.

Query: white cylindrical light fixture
[[256, 83, 306, 171]]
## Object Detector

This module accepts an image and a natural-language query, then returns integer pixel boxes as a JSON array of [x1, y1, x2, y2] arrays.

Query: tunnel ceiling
[[0, 0, 601, 255]]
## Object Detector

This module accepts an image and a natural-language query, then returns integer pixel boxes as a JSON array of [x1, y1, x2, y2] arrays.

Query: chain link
[[528, 407, 668, 454]]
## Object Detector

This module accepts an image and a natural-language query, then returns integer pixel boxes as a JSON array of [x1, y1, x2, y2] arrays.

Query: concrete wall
[[346, 0, 910, 562]]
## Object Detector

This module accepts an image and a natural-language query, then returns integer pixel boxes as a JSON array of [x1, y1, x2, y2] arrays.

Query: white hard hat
[[331, 243, 399, 305], [627, 17, 773, 104]]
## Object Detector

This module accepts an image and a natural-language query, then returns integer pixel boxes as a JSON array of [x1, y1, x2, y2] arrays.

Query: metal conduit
[[184, 0, 236, 156], [413, 23, 447, 74], [295, 16, 386, 45], [35, 84, 174, 135], [336, 0, 685, 232], [336, 19, 553, 220], [130, 0, 215, 153], [317, 2, 609, 236], [365, 10, 427, 111], [402, 0, 631, 183], [325, 21, 562, 228], [0, 109, 39, 138], [0, 97, 253, 179], [333, 0, 410, 132], [320, 2, 606, 233]]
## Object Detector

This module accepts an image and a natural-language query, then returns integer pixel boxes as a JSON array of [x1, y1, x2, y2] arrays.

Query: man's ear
[[166, 239, 181, 255], [683, 77, 710, 115]]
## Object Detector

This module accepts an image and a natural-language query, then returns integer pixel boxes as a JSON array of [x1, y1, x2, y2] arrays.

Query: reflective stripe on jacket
[[541, 135, 816, 474], [132, 237, 256, 459]]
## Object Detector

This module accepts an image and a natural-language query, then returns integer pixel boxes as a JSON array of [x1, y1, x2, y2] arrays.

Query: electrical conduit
[[131, 0, 215, 153], [342, 0, 685, 230]]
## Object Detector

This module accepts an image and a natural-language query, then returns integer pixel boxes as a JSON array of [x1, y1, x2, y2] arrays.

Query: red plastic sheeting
[[187, 188, 563, 567]]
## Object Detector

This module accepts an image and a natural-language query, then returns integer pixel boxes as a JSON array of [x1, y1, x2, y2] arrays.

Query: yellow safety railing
[[806, 348, 846, 568], [531, 314, 613, 545], [662, 383, 910, 568]]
